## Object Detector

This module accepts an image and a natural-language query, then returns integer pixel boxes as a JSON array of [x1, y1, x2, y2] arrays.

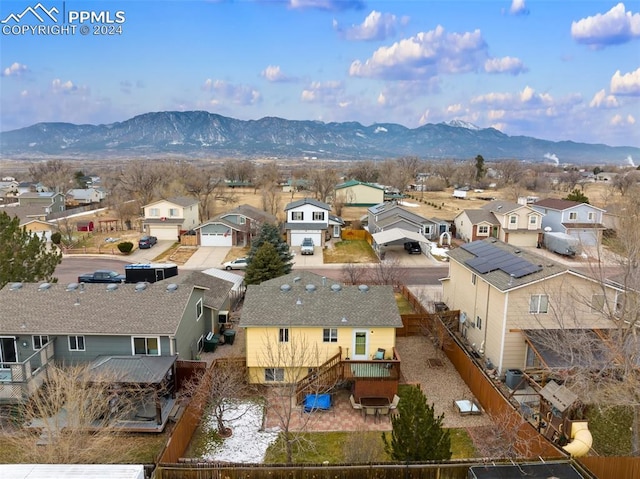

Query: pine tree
[[244, 242, 287, 285], [564, 188, 590, 204], [474, 154, 486, 181], [382, 386, 452, 461], [248, 223, 293, 274], [0, 211, 62, 289]]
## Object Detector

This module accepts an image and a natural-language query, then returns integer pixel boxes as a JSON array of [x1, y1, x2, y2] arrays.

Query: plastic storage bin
[[505, 369, 524, 390]]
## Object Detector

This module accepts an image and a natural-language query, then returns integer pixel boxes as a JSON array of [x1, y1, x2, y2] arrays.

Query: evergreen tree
[[244, 242, 287, 285], [564, 188, 590, 204], [0, 211, 62, 289], [383, 386, 451, 461], [474, 154, 486, 181], [248, 223, 293, 274]]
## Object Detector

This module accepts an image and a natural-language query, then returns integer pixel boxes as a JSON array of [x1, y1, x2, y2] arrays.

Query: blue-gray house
[[531, 198, 605, 246]]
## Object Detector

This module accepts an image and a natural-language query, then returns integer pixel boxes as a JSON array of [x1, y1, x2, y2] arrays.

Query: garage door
[[151, 226, 179, 241], [200, 232, 233, 247], [291, 232, 322, 246]]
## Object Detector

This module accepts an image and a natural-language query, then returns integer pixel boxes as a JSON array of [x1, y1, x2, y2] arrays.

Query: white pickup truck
[[300, 237, 315, 255]]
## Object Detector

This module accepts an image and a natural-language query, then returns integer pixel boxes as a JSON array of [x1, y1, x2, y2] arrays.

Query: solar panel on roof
[[462, 241, 542, 278]]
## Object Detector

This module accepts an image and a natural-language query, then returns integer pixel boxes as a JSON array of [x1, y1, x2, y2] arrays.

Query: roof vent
[[293, 276, 301, 283], [331, 284, 342, 292], [514, 249, 521, 254], [66, 282, 79, 291], [296, 297, 302, 306], [358, 284, 370, 293], [135, 282, 148, 292], [322, 276, 326, 286], [166, 283, 178, 292], [280, 284, 292, 292], [38, 282, 52, 291], [9, 282, 23, 291], [305, 284, 316, 293], [107, 283, 118, 292]]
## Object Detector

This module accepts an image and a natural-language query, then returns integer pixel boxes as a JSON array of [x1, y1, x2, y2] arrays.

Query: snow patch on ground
[[398, 200, 419, 208], [200, 401, 280, 463]]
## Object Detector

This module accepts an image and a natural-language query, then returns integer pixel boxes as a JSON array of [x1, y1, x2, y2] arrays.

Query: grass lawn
[[323, 240, 378, 264], [587, 405, 634, 455], [395, 293, 417, 314], [264, 428, 477, 463]]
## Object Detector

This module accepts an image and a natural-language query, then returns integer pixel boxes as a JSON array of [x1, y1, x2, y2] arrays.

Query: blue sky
[[1, 0, 639, 148]]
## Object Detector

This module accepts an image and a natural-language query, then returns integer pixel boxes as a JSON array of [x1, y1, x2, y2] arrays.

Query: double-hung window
[[133, 337, 160, 355], [279, 328, 289, 343], [265, 368, 284, 382], [292, 212, 303, 221], [323, 328, 338, 342], [68, 335, 85, 351], [529, 294, 549, 314], [478, 225, 489, 235], [196, 299, 203, 321], [33, 335, 49, 350]]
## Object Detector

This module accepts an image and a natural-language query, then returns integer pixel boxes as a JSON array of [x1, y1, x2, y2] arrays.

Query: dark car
[[77, 270, 126, 283], [404, 241, 422, 254], [138, 235, 158, 249]]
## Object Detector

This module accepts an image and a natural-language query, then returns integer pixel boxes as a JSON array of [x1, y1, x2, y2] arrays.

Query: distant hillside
[[1, 111, 638, 164]]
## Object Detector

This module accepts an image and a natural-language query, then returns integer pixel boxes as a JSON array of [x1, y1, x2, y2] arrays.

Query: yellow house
[[442, 239, 621, 375], [335, 180, 384, 207], [240, 271, 403, 386]]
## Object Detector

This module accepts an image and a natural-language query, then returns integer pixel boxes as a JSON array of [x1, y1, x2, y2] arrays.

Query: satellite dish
[[544, 226, 552, 232]]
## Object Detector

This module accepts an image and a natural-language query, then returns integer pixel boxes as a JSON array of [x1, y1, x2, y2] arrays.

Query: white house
[[283, 198, 342, 247], [142, 197, 200, 241]]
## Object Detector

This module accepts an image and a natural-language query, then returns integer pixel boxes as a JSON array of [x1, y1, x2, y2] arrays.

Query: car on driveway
[[300, 237, 315, 255], [404, 241, 422, 254], [138, 235, 158, 249], [223, 258, 248, 270]]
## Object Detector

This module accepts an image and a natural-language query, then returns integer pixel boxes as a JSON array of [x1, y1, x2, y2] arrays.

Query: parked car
[[138, 235, 158, 249], [78, 270, 126, 283], [300, 237, 315, 255], [404, 241, 422, 254], [223, 258, 248, 270]]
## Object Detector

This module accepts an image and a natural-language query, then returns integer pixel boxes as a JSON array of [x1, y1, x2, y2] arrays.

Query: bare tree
[[341, 262, 369, 285], [434, 159, 458, 188], [472, 411, 535, 459], [223, 159, 256, 183], [0, 364, 147, 464], [367, 257, 403, 288], [308, 168, 339, 203], [180, 164, 224, 221], [347, 160, 380, 184], [116, 160, 165, 206], [495, 159, 524, 187], [28, 159, 73, 193]]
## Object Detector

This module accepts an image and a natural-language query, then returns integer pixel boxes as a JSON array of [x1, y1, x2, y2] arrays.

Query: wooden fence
[[578, 456, 640, 479], [340, 229, 373, 244]]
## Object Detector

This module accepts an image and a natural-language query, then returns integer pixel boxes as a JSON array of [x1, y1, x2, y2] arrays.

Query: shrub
[[117, 241, 134, 254], [50, 232, 62, 245]]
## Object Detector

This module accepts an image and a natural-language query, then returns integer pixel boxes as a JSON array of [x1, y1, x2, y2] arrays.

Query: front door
[[0, 337, 17, 366], [352, 330, 369, 360]]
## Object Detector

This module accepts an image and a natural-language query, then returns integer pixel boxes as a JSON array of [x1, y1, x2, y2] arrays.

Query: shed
[[77, 220, 95, 232]]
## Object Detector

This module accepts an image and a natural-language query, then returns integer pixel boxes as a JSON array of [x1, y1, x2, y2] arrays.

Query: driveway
[[382, 244, 441, 266], [291, 246, 325, 269], [181, 246, 231, 270], [125, 240, 175, 264]]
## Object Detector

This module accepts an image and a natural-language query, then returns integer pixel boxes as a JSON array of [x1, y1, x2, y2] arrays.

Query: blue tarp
[[303, 393, 331, 412]]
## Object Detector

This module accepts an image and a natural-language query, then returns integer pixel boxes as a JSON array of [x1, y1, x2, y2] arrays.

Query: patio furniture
[[349, 394, 363, 416], [373, 348, 386, 360], [453, 399, 482, 416], [377, 406, 390, 422], [361, 396, 390, 422], [364, 407, 377, 422], [389, 394, 400, 416]]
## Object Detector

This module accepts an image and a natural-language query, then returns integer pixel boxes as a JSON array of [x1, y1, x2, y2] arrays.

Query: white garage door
[[151, 226, 179, 241], [200, 232, 233, 247], [291, 232, 322, 246]]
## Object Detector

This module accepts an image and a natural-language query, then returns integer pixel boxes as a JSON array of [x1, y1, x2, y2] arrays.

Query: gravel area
[[395, 335, 492, 428]]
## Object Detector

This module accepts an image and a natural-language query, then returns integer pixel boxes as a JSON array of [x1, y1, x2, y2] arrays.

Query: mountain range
[[1, 111, 638, 165]]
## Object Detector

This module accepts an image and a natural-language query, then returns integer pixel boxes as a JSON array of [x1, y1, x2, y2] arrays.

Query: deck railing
[[0, 341, 55, 403]]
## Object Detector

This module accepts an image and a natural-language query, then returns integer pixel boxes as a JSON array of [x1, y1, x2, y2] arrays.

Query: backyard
[[323, 240, 378, 264]]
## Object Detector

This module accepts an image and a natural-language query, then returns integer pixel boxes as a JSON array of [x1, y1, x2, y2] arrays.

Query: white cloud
[[418, 109, 431, 125], [610, 67, 640, 95], [487, 110, 505, 120], [261, 65, 292, 82], [2, 62, 28, 77], [446, 103, 462, 114], [202, 79, 262, 105], [338, 10, 398, 41], [589, 89, 619, 108], [571, 3, 640, 48], [51, 79, 77, 93], [349, 25, 489, 80], [484, 56, 527, 75], [300, 80, 343, 103], [509, 0, 529, 16], [611, 113, 636, 126]]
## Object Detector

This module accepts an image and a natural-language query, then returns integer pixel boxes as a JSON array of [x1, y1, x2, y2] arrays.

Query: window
[[471, 274, 477, 285], [239, 216, 246, 224], [323, 328, 338, 342], [279, 328, 289, 343], [509, 215, 518, 225], [68, 335, 85, 351], [476, 316, 482, 330], [529, 294, 549, 314], [312, 211, 325, 221], [150, 208, 159, 217], [478, 225, 489, 234], [424, 225, 433, 236], [169, 208, 179, 217], [587, 212, 595, 221], [196, 299, 203, 321], [292, 211, 303, 221], [133, 337, 160, 355], [569, 212, 577, 220], [33, 335, 49, 350], [197, 335, 204, 352], [529, 216, 537, 225], [265, 368, 284, 382]]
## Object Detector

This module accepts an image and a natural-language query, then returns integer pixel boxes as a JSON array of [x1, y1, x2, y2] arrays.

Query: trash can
[[223, 329, 236, 346], [203, 332, 220, 352], [505, 369, 524, 390]]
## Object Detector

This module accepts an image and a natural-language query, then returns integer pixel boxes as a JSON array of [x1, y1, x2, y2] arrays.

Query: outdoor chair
[[349, 394, 363, 416], [377, 406, 390, 422], [389, 394, 400, 415], [364, 407, 377, 422]]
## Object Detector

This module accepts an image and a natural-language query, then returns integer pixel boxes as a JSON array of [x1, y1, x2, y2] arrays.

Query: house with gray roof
[[142, 196, 200, 241], [0, 279, 234, 404], [194, 204, 277, 247], [442, 239, 622, 375], [284, 198, 343, 247], [335, 179, 384, 206], [241, 271, 403, 388], [454, 200, 543, 247], [368, 202, 450, 241], [531, 198, 605, 246]]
